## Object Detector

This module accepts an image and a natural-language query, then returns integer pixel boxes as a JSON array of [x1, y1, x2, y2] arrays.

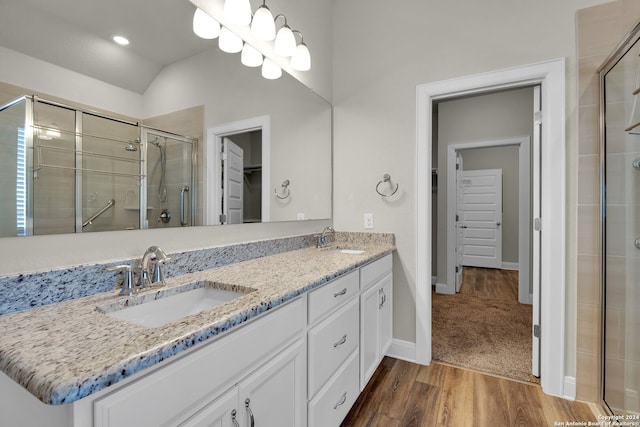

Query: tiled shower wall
[[576, 0, 640, 402]]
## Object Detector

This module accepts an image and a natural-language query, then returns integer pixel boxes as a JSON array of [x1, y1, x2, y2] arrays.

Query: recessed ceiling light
[[113, 35, 129, 46]]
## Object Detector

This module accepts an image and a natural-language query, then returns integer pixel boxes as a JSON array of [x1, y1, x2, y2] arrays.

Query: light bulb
[[251, 5, 276, 41], [223, 0, 252, 26], [262, 58, 282, 79], [241, 43, 263, 67], [219, 27, 243, 53], [290, 43, 311, 71], [193, 8, 220, 39], [274, 25, 296, 57]]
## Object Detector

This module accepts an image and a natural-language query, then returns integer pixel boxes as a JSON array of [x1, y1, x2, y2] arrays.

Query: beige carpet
[[432, 287, 534, 383]]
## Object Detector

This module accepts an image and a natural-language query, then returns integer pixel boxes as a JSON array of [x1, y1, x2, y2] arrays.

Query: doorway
[[206, 116, 271, 225], [415, 59, 567, 398]]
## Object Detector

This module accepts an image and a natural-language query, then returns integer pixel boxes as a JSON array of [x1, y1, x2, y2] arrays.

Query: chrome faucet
[[317, 226, 335, 248], [138, 246, 171, 288]]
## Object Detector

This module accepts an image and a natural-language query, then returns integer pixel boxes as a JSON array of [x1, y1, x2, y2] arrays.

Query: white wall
[[332, 0, 614, 380]]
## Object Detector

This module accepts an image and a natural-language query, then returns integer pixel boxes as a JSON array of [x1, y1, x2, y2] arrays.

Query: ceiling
[[0, 0, 213, 93]]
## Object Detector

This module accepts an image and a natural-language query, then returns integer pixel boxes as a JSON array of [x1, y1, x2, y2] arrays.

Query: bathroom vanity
[[0, 238, 394, 427]]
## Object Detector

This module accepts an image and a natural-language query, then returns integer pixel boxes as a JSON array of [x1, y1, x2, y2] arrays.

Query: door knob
[[496, 222, 501, 226]]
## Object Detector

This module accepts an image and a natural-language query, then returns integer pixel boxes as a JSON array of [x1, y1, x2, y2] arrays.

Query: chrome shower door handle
[[180, 185, 190, 226]]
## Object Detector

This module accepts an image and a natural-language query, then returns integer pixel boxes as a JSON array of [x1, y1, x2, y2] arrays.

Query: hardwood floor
[[459, 266, 519, 302], [342, 357, 596, 427]]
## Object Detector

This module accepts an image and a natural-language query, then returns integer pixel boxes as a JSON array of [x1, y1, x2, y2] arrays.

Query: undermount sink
[[333, 248, 366, 255], [98, 281, 255, 327]]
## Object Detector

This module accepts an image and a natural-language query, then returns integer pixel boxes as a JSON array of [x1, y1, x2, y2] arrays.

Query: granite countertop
[[0, 241, 394, 405]]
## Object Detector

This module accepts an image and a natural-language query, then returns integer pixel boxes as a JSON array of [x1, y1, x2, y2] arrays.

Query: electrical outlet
[[297, 213, 305, 220], [364, 213, 374, 229]]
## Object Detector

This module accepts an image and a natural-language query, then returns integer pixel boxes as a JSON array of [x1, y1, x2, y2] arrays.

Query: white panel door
[[459, 169, 503, 269], [455, 152, 464, 292], [223, 138, 244, 225]]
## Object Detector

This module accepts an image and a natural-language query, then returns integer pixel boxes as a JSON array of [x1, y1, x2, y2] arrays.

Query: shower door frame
[[598, 18, 640, 415]]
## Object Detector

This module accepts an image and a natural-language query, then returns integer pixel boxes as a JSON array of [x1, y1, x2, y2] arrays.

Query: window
[[16, 128, 26, 236]]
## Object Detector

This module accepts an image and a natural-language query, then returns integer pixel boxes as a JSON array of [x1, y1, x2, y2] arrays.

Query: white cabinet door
[[379, 273, 393, 356], [360, 272, 393, 391], [179, 387, 239, 427], [238, 338, 306, 427], [360, 283, 381, 390]]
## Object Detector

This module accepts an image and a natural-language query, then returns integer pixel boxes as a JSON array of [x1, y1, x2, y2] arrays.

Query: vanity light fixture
[[193, 8, 221, 39], [290, 30, 311, 71], [274, 15, 296, 57], [112, 35, 129, 46], [251, 0, 276, 41], [223, 0, 252, 26], [261, 57, 282, 79], [219, 27, 243, 53], [241, 43, 263, 67]]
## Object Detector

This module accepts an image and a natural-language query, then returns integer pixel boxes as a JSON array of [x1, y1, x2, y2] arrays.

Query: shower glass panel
[[143, 128, 195, 229], [32, 101, 76, 235], [82, 113, 141, 232], [602, 32, 640, 416], [0, 96, 196, 236]]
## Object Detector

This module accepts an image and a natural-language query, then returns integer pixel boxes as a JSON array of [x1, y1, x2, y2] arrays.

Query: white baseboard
[[387, 339, 417, 364], [625, 388, 640, 413], [563, 376, 576, 400], [435, 282, 454, 294], [502, 262, 519, 270]]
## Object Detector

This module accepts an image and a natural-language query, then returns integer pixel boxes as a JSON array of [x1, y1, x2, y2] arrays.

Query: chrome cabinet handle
[[379, 288, 386, 309], [180, 185, 190, 226], [333, 392, 347, 410], [635, 238, 640, 250], [231, 409, 239, 427], [333, 288, 347, 297], [245, 398, 254, 427], [333, 334, 347, 348]]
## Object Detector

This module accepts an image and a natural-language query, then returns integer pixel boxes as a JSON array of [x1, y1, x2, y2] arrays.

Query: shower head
[[125, 140, 138, 152]]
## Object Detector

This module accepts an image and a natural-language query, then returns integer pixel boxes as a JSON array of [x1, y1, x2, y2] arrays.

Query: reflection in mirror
[[0, 0, 332, 238]]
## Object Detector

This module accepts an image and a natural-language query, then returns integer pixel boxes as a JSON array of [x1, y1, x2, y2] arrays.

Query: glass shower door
[[142, 128, 195, 229], [602, 34, 640, 416]]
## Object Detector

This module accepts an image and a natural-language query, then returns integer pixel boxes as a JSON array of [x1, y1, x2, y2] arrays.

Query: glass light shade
[[290, 43, 311, 71], [223, 0, 252, 26], [274, 25, 296, 57], [241, 44, 263, 67], [193, 8, 220, 39], [219, 27, 243, 53], [261, 58, 282, 79], [251, 6, 276, 41]]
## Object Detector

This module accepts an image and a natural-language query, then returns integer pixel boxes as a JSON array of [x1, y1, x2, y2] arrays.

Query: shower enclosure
[[600, 22, 640, 416], [0, 95, 196, 236]]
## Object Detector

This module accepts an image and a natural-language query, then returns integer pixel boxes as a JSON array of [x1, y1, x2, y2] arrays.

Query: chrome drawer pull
[[231, 409, 239, 427], [333, 392, 347, 410], [333, 288, 347, 297], [379, 288, 386, 309], [245, 398, 255, 427], [333, 334, 347, 348]]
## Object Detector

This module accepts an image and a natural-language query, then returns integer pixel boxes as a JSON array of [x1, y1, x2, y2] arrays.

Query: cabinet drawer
[[360, 254, 392, 291], [307, 270, 359, 325], [94, 298, 305, 427], [308, 350, 359, 427], [308, 297, 359, 398]]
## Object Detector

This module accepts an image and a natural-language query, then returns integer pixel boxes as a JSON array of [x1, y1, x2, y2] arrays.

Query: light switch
[[364, 213, 374, 229]]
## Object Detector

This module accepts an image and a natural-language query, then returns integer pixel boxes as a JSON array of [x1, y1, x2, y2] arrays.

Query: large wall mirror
[[0, 0, 332, 238]]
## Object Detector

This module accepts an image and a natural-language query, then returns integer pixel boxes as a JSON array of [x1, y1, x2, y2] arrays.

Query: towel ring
[[274, 179, 291, 199], [376, 173, 399, 197]]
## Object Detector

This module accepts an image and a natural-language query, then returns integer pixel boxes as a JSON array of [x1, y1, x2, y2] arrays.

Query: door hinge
[[456, 214, 459, 221], [534, 324, 541, 338], [534, 217, 542, 231], [455, 266, 459, 273], [456, 163, 459, 170], [219, 214, 226, 223], [534, 110, 542, 125]]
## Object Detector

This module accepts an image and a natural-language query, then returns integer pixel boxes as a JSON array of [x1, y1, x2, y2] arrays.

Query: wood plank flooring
[[342, 357, 597, 427], [459, 266, 519, 302]]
